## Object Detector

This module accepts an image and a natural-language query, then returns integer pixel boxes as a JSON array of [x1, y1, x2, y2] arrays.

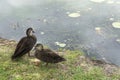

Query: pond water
[[0, 0, 120, 66]]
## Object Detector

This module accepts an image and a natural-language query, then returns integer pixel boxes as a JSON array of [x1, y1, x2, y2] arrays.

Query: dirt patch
[[0, 38, 17, 47], [75, 55, 120, 76]]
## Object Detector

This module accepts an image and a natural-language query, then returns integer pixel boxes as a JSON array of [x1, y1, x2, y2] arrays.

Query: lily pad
[[55, 42, 66, 47], [68, 13, 80, 18], [112, 22, 120, 28]]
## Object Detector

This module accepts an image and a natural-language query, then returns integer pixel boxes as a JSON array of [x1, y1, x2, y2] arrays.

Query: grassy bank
[[0, 39, 120, 80]]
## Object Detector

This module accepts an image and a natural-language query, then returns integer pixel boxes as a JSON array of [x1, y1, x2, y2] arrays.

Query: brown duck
[[11, 27, 37, 60], [34, 43, 66, 65]]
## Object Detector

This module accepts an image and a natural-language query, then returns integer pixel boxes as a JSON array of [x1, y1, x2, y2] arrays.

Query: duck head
[[26, 27, 35, 36], [35, 43, 44, 51]]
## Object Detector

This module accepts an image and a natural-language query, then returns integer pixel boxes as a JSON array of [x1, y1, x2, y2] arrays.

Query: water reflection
[[0, 0, 120, 66]]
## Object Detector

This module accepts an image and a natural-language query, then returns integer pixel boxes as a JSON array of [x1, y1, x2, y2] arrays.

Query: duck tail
[[58, 57, 66, 62], [62, 58, 66, 61]]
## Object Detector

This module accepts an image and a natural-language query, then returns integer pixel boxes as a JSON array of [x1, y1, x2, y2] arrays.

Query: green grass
[[0, 45, 120, 80]]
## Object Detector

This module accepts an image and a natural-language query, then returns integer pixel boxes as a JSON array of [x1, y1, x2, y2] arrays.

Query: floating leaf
[[55, 42, 66, 47], [112, 22, 120, 28], [68, 13, 80, 18], [95, 27, 101, 31], [40, 32, 44, 35], [109, 18, 114, 21], [116, 39, 120, 43], [95, 27, 102, 35]]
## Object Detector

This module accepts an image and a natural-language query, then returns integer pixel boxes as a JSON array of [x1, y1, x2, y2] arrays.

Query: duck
[[11, 27, 37, 60], [34, 43, 66, 65]]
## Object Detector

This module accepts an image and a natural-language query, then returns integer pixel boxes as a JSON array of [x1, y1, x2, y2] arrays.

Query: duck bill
[[32, 30, 35, 33]]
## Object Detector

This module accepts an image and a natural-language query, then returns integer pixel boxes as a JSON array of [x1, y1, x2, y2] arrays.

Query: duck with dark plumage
[[11, 27, 37, 60], [34, 43, 66, 66]]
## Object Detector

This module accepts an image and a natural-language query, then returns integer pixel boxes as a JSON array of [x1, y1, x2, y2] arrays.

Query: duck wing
[[13, 37, 27, 55], [43, 49, 65, 60], [12, 37, 35, 59]]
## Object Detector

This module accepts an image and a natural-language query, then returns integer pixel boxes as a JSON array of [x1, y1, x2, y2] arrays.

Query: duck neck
[[27, 35, 31, 37], [38, 44, 44, 51], [26, 30, 33, 37], [41, 45, 44, 51]]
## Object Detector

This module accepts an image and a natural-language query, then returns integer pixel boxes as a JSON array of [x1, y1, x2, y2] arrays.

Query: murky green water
[[0, 0, 120, 66]]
